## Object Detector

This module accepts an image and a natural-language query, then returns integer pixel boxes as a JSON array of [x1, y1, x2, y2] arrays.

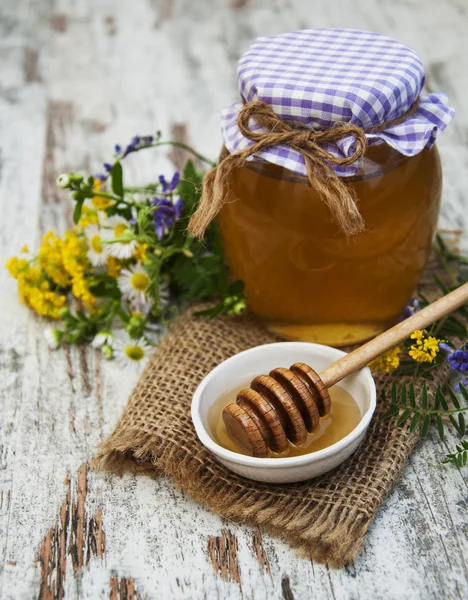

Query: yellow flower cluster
[[5, 255, 66, 319], [408, 329, 442, 363], [106, 256, 122, 278], [78, 206, 99, 228], [38, 231, 71, 287], [368, 346, 401, 374], [7, 228, 97, 317], [61, 230, 96, 308], [91, 178, 114, 210], [134, 242, 148, 263]]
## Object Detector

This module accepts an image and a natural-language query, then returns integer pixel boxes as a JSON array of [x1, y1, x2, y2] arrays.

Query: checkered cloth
[[221, 29, 454, 177]]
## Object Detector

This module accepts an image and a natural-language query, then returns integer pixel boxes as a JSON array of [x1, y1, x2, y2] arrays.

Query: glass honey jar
[[189, 28, 454, 345], [218, 143, 442, 345]]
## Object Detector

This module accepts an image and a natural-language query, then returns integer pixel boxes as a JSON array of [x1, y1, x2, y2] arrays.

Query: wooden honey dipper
[[223, 282, 468, 457]]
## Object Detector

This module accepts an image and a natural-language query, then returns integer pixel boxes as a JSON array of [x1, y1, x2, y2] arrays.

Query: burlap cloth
[[94, 252, 456, 567]]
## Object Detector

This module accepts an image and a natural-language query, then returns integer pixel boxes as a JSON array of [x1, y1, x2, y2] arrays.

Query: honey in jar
[[209, 382, 361, 458], [219, 143, 442, 345], [192, 28, 454, 346]]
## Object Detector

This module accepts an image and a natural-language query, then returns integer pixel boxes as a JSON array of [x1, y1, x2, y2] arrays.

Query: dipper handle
[[319, 282, 468, 389]]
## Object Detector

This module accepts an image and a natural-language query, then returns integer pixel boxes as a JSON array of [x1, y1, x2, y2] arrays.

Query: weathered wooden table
[[1, 1, 467, 598]]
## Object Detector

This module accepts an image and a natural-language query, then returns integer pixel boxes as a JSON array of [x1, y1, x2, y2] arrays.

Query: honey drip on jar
[[209, 384, 361, 458], [218, 144, 441, 346]]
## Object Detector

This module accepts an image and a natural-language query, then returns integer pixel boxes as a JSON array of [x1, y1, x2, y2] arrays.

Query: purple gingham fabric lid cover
[[221, 28, 454, 177]]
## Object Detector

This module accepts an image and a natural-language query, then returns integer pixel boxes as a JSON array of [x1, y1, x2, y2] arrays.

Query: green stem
[[434, 235, 458, 286], [91, 191, 121, 202], [381, 401, 468, 415], [433, 314, 449, 337], [123, 141, 216, 168], [124, 185, 160, 194]]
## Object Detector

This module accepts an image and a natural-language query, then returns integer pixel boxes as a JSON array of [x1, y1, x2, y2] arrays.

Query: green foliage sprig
[[441, 440, 468, 468], [381, 382, 468, 441], [374, 235, 468, 468]]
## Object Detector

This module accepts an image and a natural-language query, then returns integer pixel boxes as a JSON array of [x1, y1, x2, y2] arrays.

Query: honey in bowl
[[209, 383, 361, 458]]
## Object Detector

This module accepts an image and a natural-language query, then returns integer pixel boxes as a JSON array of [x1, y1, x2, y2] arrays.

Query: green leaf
[[111, 161, 123, 197], [433, 273, 450, 296], [438, 387, 449, 410], [391, 382, 398, 405], [459, 384, 468, 403], [434, 388, 441, 410], [421, 383, 428, 409], [400, 385, 407, 406], [88, 277, 121, 299], [382, 405, 399, 420], [458, 413, 466, 435], [447, 386, 461, 409], [73, 198, 85, 224], [449, 415, 461, 435], [228, 279, 245, 295], [397, 409, 412, 426], [178, 159, 203, 218], [436, 415, 445, 440], [409, 412, 421, 432], [194, 304, 225, 319], [409, 383, 416, 408], [421, 414, 431, 439]]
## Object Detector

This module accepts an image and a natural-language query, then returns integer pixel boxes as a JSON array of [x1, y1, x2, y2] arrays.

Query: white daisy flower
[[129, 300, 151, 318], [118, 264, 151, 305], [86, 225, 108, 266], [101, 215, 137, 259], [43, 327, 63, 350], [113, 333, 152, 373], [91, 330, 114, 348]]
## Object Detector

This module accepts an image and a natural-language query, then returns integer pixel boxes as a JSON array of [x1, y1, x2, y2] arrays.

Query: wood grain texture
[[0, 0, 467, 598]]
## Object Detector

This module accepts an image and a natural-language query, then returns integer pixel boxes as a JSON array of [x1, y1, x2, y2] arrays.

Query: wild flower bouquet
[[6, 135, 245, 372]]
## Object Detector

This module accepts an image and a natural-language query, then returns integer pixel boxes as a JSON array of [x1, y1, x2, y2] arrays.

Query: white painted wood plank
[[0, 0, 467, 598]]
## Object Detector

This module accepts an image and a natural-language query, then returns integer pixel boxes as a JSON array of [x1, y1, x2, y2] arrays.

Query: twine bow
[[188, 99, 420, 238]]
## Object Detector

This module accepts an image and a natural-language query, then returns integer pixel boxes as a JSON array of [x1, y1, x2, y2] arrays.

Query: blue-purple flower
[[447, 344, 468, 372], [454, 378, 468, 393], [151, 196, 183, 240], [121, 135, 141, 158], [114, 134, 156, 159], [439, 340, 468, 372], [402, 297, 420, 319], [159, 172, 180, 193], [438, 342, 453, 354]]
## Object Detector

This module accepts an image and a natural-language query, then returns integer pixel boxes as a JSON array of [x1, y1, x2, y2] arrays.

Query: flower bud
[[102, 344, 113, 360], [69, 173, 84, 184], [56, 174, 71, 188], [126, 317, 145, 339], [43, 327, 64, 350]]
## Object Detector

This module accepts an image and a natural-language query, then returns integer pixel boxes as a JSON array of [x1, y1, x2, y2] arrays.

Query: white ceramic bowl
[[191, 342, 376, 483]]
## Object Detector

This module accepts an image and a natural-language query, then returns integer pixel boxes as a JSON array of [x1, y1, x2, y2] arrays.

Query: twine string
[[188, 98, 420, 238]]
